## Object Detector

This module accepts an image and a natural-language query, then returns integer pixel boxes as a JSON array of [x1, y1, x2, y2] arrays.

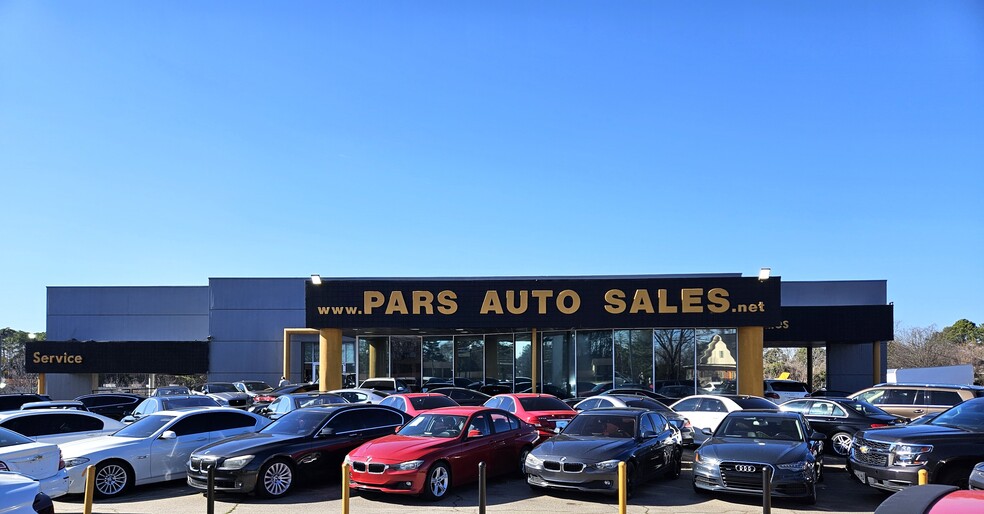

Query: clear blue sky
[[2, 1, 981, 334]]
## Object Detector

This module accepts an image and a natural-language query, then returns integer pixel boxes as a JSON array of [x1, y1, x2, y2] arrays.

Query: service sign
[[306, 276, 781, 329], [25, 341, 208, 374]]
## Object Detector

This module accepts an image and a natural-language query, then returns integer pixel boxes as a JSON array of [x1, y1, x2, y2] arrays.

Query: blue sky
[[1, 1, 981, 334]]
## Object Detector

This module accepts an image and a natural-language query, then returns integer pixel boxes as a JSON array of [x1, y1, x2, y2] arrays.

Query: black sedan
[[779, 397, 906, 456], [258, 392, 348, 420], [186, 404, 412, 498], [692, 410, 825, 504], [524, 407, 683, 496]]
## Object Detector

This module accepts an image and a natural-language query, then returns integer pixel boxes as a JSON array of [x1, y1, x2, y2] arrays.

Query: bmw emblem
[[366, 456, 372, 463]]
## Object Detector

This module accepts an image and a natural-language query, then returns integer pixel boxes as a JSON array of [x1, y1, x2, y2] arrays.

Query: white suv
[[763, 379, 810, 404]]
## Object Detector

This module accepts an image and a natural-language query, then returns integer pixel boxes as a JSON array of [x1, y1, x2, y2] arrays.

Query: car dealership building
[[31, 274, 894, 401]]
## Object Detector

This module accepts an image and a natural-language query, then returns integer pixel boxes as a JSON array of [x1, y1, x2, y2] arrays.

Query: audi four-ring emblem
[[735, 464, 757, 473]]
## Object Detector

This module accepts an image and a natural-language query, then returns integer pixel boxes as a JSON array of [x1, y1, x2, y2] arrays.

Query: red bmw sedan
[[483, 393, 577, 440], [345, 406, 537, 500]]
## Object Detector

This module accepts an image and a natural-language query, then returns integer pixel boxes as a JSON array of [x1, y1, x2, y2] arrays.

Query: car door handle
[[912, 410, 924, 414]]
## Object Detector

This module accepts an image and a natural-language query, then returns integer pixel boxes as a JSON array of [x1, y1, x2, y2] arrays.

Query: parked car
[[849, 383, 984, 419], [763, 379, 811, 404], [809, 388, 854, 398], [428, 387, 490, 407], [187, 404, 412, 498], [779, 397, 906, 455], [194, 382, 253, 409], [0, 427, 70, 499], [151, 386, 191, 396], [575, 394, 694, 446], [20, 400, 87, 411], [346, 406, 537, 500], [874, 483, 984, 514], [74, 393, 144, 421], [250, 383, 321, 410], [0, 394, 53, 412], [848, 397, 984, 492], [693, 410, 825, 504], [260, 392, 348, 420], [359, 378, 412, 394], [525, 407, 683, 496], [122, 395, 220, 423], [602, 388, 676, 405], [909, 412, 942, 425], [0, 410, 126, 445], [580, 380, 644, 398], [61, 407, 271, 497], [971, 461, 984, 490], [518, 384, 573, 400], [380, 393, 459, 417], [420, 377, 472, 392], [327, 388, 389, 404], [484, 393, 576, 440], [0, 471, 56, 514], [669, 394, 778, 444], [232, 380, 274, 398]]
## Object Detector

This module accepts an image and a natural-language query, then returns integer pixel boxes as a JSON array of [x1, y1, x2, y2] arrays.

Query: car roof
[[726, 409, 797, 418], [578, 407, 648, 416], [388, 393, 445, 398], [418, 406, 491, 415], [869, 383, 984, 390], [154, 406, 250, 416]]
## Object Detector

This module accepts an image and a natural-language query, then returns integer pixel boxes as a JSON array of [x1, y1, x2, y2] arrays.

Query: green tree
[[0, 328, 45, 393], [941, 319, 983, 345]]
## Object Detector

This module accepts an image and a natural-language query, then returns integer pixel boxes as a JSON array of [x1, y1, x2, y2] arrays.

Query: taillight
[[765, 392, 780, 400], [59, 450, 65, 470], [870, 423, 888, 428], [527, 416, 542, 427], [0, 461, 8, 471]]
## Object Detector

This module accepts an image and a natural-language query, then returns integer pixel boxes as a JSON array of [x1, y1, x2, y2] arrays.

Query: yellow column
[[368, 341, 378, 379], [531, 328, 538, 394], [319, 329, 342, 392], [737, 326, 764, 397], [37, 373, 46, 395], [872, 341, 882, 384]]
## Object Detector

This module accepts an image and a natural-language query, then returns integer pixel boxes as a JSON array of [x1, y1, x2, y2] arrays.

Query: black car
[[187, 404, 412, 497], [0, 394, 52, 412], [575, 395, 695, 446], [779, 397, 906, 455], [525, 407, 683, 495], [602, 388, 676, 405], [428, 387, 491, 407], [73, 393, 143, 421], [692, 410, 825, 504], [259, 392, 348, 420], [123, 395, 220, 422]]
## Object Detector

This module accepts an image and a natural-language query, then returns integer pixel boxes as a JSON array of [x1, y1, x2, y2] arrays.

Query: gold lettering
[[480, 291, 504, 314], [747, 303, 759, 312], [556, 290, 580, 314], [33, 351, 40, 364], [364, 291, 385, 314], [531, 290, 554, 314], [385, 291, 409, 315], [657, 288, 678, 313], [437, 290, 458, 314], [707, 288, 730, 313], [681, 288, 703, 313], [630, 289, 655, 314], [604, 289, 626, 314], [412, 291, 434, 315], [505, 290, 528, 314], [758, 301, 766, 312]]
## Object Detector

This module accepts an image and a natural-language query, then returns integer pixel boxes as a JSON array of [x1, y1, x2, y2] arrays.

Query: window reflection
[[653, 329, 696, 398], [487, 334, 514, 388], [422, 336, 453, 385], [514, 333, 532, 392], [576, 330, 613, 397], [391, 336, 421, 392], [454, 336, 484, 385], [696, 329, 738, 394], [614, 330, 654, 391], [540, 331, 574, 399]]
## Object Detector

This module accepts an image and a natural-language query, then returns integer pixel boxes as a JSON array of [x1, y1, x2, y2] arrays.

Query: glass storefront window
[[422, 336, 453, 385], [486, 334, 514, 388], [653, 329, 696, 398], [614, 329, 654, 391], [540, 331, 574, 399], [357, 336, 389, 382], [576, 330, 613, 397], [696, 328, 738, 394], [391, 336, 422, 392], [514, 333, 532, 392], [454, 335, 484, 385]]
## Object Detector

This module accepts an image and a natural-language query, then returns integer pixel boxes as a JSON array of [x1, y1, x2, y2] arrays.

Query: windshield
[[398, 414, 467, 438], [930, 399, 984, 430], [261, 410, 330, 436], [562, 414, 637, 438], [716, 415, 804, 441], [114, 414, 177, 438], [298, 395, 346, 408], [242, 382, 271, 391], [518, 397, 572, 411], [733, 397, 780, 409], [162, 397, 219, 409]]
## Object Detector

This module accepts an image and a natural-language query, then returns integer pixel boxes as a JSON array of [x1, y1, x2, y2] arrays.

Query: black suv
[[848, 396, 984, 491], [0, 393, 51, 411]]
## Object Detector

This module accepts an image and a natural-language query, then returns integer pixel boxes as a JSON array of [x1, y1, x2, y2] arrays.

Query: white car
[[60, 407, 270, 498], [327, 388, 389, 404], [0, 471, 56, 514], [763, 379, 811, 404], [0, 427, 69, 500], [0, 410, 126, 445], [669, 394, 777, 444]]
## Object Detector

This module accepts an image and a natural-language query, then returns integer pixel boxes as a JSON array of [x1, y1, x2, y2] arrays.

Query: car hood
[[193, 432, 303, 457], [532, 435, 637, 461], [699, 437, 806, 463], [857, 424, 979, 444], [60, 435, 143, 457], [349, 435, 450, 461]]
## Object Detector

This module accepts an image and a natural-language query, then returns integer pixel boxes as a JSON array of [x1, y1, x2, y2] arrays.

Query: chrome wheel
[[831, 432, 852, 456], [95, 462, 130, 497], [426, 464, 450, 499], [261, 461, 293, 497]]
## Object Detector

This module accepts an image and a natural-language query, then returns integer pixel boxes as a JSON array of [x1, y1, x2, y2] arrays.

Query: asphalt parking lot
[[53, 452, 890, 514]]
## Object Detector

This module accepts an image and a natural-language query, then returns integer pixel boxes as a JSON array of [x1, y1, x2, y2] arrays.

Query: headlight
[[892, 443, 933, 466], [777, 460, 811, 471], [217, 455, 254, 470], [64, 457, 90, 468], [394, 460, 424, 471], [525, 453, 544, 468], [693, 452, 719, 466], [343, 455, 353, 466], [591, 459, 621, 470]]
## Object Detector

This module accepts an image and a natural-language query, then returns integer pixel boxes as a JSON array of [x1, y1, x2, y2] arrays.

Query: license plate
[[854, 470, 866, 483], [555, 420, 569, 430]]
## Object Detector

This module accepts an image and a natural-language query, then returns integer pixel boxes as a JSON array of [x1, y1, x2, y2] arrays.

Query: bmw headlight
[[217, 455, 254, 470], [776, 460, 811, 471], [591, 459, 621, 470], [525, 453, 544, 468], [394, 460, 424, 471], [63, 457, 90, 468]]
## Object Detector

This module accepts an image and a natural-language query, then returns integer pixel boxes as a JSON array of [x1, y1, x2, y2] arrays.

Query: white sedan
[[0, 410, 125, 445], [669, 394, 777, 444], [60, 407, 270, 498], [0, 427, 69, 499], [327, 388, 389, 404]]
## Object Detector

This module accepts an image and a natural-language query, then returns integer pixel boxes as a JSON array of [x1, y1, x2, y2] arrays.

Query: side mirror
[[395, 426, 402, 434], [641, 430, 658, 439], [260, 407, 270, 415], [701, 428, 713, 436], [159, 430, 177, 440], [122, 415, 136, 424], [319, 427, 335, 437], [468, 429, 483, 438]]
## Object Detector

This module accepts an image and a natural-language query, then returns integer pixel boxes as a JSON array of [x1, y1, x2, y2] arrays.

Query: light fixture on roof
[[310, 274, 322, 285], [758, 267, 771, 281]]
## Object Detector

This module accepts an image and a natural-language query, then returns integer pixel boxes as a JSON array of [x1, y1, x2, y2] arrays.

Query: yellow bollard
[[618, 461, 627, 514], [342, 462, 351, 514], [82, 465, 96, 514], [918, 469, 928, 485]]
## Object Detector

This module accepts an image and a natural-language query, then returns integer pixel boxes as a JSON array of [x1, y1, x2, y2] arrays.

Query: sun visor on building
[[765, 305, 894, 343], [25, 341, 209, 374]]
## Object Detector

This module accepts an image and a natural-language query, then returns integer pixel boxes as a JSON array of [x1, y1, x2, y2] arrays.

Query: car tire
[[830, 432, 853, 456], [518, 447, 532, 478], [625, 461, 638, 498], [93, 460, 133, 498], [667, 453, 682, 480], [257, 459, 295, 498], [423, 462, 451, 501], [802, 480, 817, 505]]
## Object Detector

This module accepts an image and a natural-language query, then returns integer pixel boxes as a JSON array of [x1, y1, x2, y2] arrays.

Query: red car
[[483, 393, 576, 440], [379, 393, 459, 417], [345, 406, 538, 500]]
